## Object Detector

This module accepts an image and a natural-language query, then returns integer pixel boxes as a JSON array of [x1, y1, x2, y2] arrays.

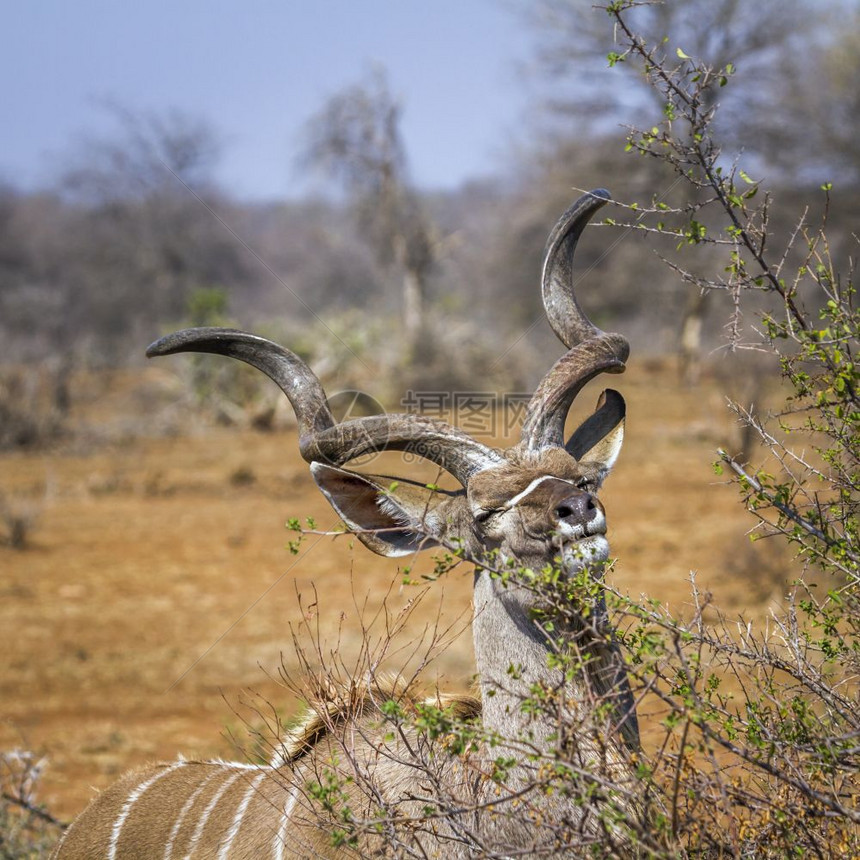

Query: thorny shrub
[[274, 4, 859, 856]]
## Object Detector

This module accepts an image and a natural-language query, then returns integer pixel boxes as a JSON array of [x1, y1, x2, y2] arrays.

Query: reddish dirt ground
[[0, 359, 789, 824]]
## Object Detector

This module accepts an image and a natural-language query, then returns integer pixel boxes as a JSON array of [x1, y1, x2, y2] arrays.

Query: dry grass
[[0, 358, 790, 823]]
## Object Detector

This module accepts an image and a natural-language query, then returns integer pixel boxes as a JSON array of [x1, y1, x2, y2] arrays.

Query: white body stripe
[[203, 758, 261, 770], [109, 762, 185, 860], [183, 770, 242, 858], [272, 782, 300, 860], [216, 771, 266, 859], [164, 769, 220, 860]]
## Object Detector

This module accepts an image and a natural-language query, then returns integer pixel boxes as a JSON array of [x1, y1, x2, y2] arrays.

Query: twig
[[1, 790, 68, 829]]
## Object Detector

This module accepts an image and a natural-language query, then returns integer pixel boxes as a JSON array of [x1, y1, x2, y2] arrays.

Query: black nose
[[555, 492, 598, 524]]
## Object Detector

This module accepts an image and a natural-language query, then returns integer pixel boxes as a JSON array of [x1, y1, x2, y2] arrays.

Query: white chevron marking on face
[[502, 475, 579, 511]]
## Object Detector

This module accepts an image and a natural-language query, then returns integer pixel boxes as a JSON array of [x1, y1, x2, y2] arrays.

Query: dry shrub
[[0, 366, 67, 450], [0, 489, 45, 550], [0, 751, 65, 857]]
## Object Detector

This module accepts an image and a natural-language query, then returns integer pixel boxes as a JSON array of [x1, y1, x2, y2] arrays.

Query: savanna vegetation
[[2, 1, 857, 856]]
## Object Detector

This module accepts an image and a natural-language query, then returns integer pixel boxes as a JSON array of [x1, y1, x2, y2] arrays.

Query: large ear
[[566, 389, 625, 476], [310, 463, 444, 558]]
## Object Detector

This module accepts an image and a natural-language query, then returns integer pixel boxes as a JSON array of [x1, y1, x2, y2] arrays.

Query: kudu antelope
[[55, 189, 646, 858]]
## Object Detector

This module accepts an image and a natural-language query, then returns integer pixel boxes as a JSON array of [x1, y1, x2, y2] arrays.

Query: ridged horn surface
[[542, 189, 618, 350], [146, 327, 335, 438], [303, 415, 505, 485], [147, 327, 504, 484], [520, 334, 626, 453], [519, 190, 630, 452]]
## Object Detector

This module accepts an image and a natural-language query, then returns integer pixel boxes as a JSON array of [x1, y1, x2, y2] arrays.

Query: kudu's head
[[147, 190, 627, 616]]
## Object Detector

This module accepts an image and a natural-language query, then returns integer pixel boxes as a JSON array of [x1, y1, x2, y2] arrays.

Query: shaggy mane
[[276, 678, 481, 765]]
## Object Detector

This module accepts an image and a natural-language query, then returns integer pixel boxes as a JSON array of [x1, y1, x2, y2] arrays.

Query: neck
[[471, 568, 639, 752]]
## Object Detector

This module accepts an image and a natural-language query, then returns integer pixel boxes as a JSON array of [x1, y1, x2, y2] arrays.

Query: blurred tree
[[743, 1, 860, 186], [63, 101, 219, 202], [522, 0, 808, 140], [301, 68, 436, 351], [481, 130, 686, 366], [58, 105, 250, 361]]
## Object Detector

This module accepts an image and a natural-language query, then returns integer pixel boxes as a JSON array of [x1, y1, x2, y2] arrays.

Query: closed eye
[[475, 508, 501, 524]]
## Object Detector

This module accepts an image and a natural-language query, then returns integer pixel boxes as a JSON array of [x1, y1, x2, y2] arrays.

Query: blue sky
[[4, 1, 540, 200]]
